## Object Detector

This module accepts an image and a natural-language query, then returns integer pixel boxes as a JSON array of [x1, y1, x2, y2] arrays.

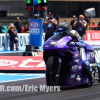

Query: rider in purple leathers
[[56, 21, 93, 84]]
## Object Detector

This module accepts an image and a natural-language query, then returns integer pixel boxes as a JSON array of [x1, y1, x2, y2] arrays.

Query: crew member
[[14, 17, 22, 33], [73, 15, 87, 40], [6, 23, 18, 51], [44, 12, 57, 41]]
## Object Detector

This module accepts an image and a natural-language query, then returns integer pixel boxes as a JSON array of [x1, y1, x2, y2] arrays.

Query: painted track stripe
[[0, 73, 45, 83], [0, 76, 45, 83]]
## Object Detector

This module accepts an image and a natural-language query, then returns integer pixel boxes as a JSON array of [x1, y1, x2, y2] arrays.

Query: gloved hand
[[75, 41, 85, 47], [70, 30, 82, 41]]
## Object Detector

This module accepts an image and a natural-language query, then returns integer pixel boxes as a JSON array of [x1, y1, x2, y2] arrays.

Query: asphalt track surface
[[0, 78, 100, 100]]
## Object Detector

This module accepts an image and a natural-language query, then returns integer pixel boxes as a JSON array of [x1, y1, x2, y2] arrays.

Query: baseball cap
[[17, 17, 20, 20], [10, 23, 14, 27], [73, 15, 76, 18], [48, 12, 53, 15]]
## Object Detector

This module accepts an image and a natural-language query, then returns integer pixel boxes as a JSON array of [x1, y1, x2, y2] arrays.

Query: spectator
[[97, 21, 100, 27], [1, 25, 8, 33], [6, 23, 18, 51], [94, 21, 100, 30], [55, 15, 60, 24], [70, 15, 77, 30], [22, 23, 29, 33], [43, 17, 48, 33], [73, 14, 87, 40], [14, 17, 22, 33], [44, 12, 57, 41], [91, 20, 97, 30], [43, 24, 46, 33], [84, 16, 90, 30], [22, 26, 24, 32], [54, 15, 60, 32]]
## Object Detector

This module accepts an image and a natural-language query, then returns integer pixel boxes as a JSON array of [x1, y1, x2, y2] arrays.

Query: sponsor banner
[[0, 33, 45, 51], [84, 31, 100, 46], [17, 34, 29, 50], [92, 47, 100, 65], [0, 34, 7, 51], [0, 33, 29, 51], [30, 19, 43, 46], [94, 48, 100, 64], [0, 56, 45, 70], [0, 48, 100, 71], [1, 30, 100, 51]]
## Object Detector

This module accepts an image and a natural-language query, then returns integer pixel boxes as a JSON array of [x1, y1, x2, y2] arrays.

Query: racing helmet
[[56, 20, 71, 34]]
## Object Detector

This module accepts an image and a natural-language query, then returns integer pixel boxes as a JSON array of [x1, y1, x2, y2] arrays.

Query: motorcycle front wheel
[[46, 56, 61, 86]]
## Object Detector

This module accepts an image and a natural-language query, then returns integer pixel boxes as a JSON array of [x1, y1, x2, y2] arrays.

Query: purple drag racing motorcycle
[[43, 32, 100, 87]]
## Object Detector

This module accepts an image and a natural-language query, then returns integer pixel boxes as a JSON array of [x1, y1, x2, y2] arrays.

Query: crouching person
[[6, 23, 19, 51]]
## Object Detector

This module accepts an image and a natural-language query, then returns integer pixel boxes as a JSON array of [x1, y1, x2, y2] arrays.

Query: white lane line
[[23, 74, 39, 76], [0, 76, 45, 83], [35, 74, 46, 77], [5, 74, 20, 76], [0, 51, 24, 54], [0, 73, 4, 75]]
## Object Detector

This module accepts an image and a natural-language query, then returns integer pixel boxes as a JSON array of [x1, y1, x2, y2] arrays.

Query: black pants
[[10, 39, 18, 50], [77, 31, 86, 40]]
